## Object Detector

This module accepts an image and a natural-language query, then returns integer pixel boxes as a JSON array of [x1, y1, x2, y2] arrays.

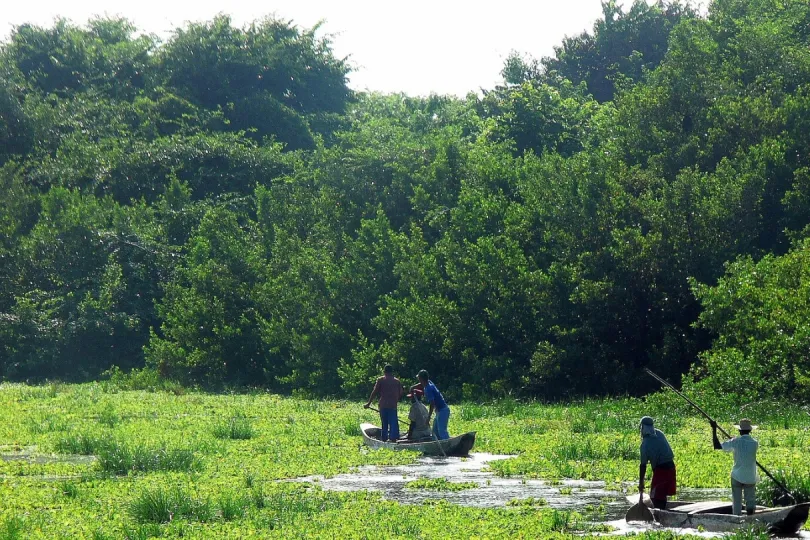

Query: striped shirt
[[721, 434, 759, 485]]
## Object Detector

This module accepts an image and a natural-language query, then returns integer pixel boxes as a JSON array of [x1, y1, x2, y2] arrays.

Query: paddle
[[626, 493, 655, 522], [645, 368, 796, 505]]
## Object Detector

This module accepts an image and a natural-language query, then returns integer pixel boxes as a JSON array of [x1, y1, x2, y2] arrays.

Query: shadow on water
[[291, 453, 810, 537]]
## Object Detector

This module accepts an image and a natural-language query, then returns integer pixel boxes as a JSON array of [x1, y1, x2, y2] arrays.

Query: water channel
[[293, 452, 810, 538]]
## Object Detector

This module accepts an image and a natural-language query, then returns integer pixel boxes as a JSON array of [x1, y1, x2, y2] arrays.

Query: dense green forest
[[2, 0, 810, 401]]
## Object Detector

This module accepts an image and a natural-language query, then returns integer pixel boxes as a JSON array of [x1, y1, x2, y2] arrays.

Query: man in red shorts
[[639, 416, 676, 509]]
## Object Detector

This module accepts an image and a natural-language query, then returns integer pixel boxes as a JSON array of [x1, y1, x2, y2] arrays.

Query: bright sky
[[0, 0, 612, 97]]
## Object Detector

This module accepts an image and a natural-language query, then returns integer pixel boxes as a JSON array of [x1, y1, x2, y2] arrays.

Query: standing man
[[414, 370, 450, 440], [712, 418, 759, 516], [364, 365, 404, 442], [639, 416, 677, 510]]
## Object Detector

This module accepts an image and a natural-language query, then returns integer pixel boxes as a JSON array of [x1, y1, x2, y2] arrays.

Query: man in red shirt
[[364, 365, 404, 441]]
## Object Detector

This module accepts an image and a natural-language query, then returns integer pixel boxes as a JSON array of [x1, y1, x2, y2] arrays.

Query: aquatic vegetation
[[129, 486, 214, 524], [97, 406, 121, 429], [55, 432, 106, 455], [212, 413, 255, 440], [758, 469, 810, 505], [404, 477, 478, 491], [218, 491, 249, 520], [96, 442, 199, 474], [342, 419, 361, 436], [57, 480, 80, 499], [506, 496, 547, 507], [0, 515, 26, 540], [2, 384, 809, 537]]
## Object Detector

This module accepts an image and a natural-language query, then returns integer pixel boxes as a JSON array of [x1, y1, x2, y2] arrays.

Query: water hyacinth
[[1, 384, 810, 537]]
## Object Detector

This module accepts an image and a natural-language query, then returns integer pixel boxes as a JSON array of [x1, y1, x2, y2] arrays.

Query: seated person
[[406, 389, 432, 440]]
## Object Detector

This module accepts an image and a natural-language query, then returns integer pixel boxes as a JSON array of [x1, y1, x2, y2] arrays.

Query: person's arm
[[638, 444, 647, 494], [711, 421, 722, 450], [364, 380, 379, 408], [639, 463, 647, 495]]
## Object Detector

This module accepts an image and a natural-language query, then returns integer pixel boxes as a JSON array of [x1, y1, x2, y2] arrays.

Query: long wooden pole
[[645, 368, 794, 503]]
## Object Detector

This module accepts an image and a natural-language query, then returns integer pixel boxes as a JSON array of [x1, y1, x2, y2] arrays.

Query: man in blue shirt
[[638, 416, 676, 510], [413, 370, 451, 440]]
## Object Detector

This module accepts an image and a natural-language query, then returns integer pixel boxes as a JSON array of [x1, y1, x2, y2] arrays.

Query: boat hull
[[625, 496, 810, 535], [360, 423, 476, 456]]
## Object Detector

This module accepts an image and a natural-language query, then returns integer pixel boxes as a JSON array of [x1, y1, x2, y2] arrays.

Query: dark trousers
[[379, 408, 399, 441]]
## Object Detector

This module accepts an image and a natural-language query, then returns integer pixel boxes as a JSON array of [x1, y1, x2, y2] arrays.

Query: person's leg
[[743, 483, 756, 515], [435, 407, 450, 440], [731, 477, 743, 516], [652, 498, 667, 510], [389, 409, 400, 440], [380, 409, 390, 441]]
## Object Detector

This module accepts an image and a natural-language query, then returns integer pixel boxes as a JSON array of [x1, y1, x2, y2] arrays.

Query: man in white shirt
[[712, 418, 759, 515]]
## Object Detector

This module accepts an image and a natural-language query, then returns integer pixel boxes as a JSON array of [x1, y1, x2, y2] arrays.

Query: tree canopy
[[2, 0, 810, 401]]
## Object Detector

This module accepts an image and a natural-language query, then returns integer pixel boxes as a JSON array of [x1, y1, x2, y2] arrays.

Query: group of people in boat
[[362, 366, 761, 516], [639, 415, 759, 516], [363, 366, 451, 442]]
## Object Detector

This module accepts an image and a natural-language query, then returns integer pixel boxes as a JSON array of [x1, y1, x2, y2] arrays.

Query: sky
[[0, 0, 612, 97]]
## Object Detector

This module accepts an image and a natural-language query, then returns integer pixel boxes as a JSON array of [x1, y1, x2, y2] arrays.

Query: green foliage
[[57, 480, 80, 499], [96, 442, 199, 475], [2, 0, 810, 401], [2, 385, 810, 537], [542, 0, 695, 102], [129, 486, 213, 524], [0, 515, 26, 540], [212, 413, 255, 440], [217, 491, 249, 521], [690, 238, 810, 400]]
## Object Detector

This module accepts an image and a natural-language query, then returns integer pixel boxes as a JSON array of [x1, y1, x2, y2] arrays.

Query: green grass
[[96, 441, 199, 474], [218, 491, 249, 521], [55, 432, 105, 455], [129, 486, 213, 524], [57, 480, 80, 499], [212, 413, 255, 440], [0, 515, 26, 540], [2, 382, 810, 538], [97, 405, 121, 428], [758, 469, 810, 505]]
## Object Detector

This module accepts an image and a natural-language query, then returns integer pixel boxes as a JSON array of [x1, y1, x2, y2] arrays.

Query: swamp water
[[292, 453, 809, 538]]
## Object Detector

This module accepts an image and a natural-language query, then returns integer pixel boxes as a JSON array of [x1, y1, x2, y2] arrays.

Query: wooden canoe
[[625, 495, 810, 535], [360, 423, 476, 457]]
